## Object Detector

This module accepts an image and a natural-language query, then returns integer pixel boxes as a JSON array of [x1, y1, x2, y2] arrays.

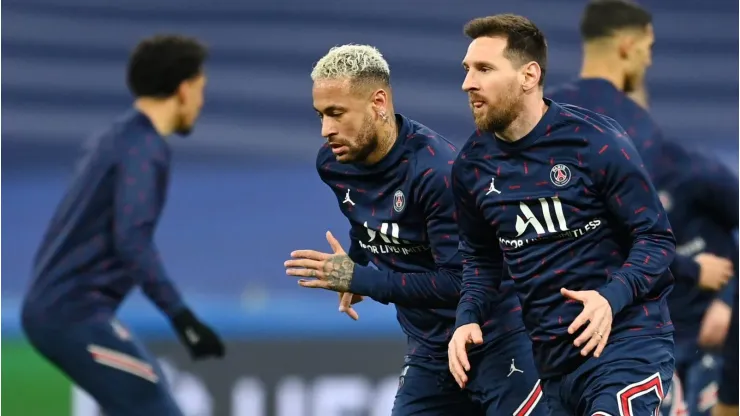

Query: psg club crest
[[393, 189, 406, 213], [550, 164, 571, 187]]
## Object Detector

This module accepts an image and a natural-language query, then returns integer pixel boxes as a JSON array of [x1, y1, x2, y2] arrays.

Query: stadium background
[[1, 0, 737, 414]]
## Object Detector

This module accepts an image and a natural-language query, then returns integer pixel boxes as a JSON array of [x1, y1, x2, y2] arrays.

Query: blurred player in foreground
[[284, 44, 546, 415], [21, 35, 225, 416], [547, 0, 662, 177], [448, 14, 676, 415]]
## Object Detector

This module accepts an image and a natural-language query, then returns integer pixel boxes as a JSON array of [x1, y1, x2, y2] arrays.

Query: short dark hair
[[580, 0, 652, 41], [127, 34, 208, 98], [464, 14, 548, 86]]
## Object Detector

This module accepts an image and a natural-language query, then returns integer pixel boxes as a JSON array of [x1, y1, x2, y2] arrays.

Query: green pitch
[[2, 340, 72, 416]]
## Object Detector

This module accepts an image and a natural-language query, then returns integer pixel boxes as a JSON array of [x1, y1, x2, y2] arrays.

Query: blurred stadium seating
[[2, 0, 737, 414]]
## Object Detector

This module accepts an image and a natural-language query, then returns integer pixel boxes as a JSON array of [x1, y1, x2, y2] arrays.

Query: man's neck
[[580, 49, 626, 92], [134, 99, 177, 136], [364, 116, 399, 165], [496, 97, 548, 143]]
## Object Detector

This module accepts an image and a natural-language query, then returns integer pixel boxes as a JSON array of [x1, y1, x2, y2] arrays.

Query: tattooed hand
[[317, 254, 355, 291], [285, 231, 356, 293]]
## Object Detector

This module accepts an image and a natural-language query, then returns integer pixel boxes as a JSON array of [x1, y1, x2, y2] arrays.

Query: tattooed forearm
[[323, 254, 355, 292]]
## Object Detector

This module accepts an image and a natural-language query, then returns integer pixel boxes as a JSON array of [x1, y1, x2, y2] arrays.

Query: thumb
[[560, 288, 584, 302], [470, 326, 484, 344], [326, 231, 345, 254]]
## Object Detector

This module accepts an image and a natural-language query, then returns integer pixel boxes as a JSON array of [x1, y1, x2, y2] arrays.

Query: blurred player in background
[[713, 283, 739, 416], [631, 83, 738, 416], [654, 137, 738, 416], [547, 0, 663, 178], [21, 35, 225, 416], [448, 14, 676, 415], [284, 44, 546, 415], [547, 0, 737, 411], [631, 77, 739, 415]]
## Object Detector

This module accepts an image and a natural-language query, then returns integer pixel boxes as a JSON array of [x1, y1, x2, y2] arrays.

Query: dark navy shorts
[[392, 329, 547, 416], [542, 334, 675, 416]]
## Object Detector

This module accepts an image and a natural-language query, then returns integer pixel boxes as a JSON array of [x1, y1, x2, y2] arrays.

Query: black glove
[[171, 308, 226, 360]]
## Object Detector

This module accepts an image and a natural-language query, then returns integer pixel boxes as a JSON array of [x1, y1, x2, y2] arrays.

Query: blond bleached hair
[[310, 44, 391, 88]]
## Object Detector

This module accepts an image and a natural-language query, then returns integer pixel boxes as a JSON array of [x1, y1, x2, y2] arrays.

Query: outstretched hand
[[285, 231, 356, 293]]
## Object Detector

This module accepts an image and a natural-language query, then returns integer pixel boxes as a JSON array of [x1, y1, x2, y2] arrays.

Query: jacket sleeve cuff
[[672, 255, 701, 283], [717, 278, 737, 306], [596, 277, 633, 316], [455, 307, 481, 329], [349, 265, 388, 303]]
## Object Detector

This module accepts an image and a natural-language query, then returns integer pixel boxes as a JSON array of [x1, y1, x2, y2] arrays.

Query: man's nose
[[321, 119, 338, 138], [462, 71, 478, 92]]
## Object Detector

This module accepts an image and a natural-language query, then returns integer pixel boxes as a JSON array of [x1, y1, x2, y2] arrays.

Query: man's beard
[[473, 85, 522, 133], [623, 73, 635, 93], [175, 126, 193, 136], [338, 113, 379, 164], [175, 113, 195, 137]]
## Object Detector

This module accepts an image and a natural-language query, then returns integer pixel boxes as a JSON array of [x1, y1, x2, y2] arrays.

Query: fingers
[[573, 306, 598, 346], [470, 326, 484, 345], [449, 357, 467, 388], [568, 308, 591, 335], [718, 259, 733, 283], [719, 257, 734, 271], [339, 292, 357, 310], [448, 346, 461, 387], [285, 258, 325, 279], [571, 307, 611, 357], [287, 268, 323, 278], [338, 292, 352, 311], [338, 293, 359, 320], [325, 231, 346, 254], [593, 325, 611, 358], [457, 335, 473, 372], [285, 258, 324, 272], [577, 317, 604, 356], [344, 307, 360, 321], [297, 279, 331, 289], [720, 262, 733, 280], [560, 288, 585, 302], [448, 339, 469, 388], [290, 250, 331, 261]]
